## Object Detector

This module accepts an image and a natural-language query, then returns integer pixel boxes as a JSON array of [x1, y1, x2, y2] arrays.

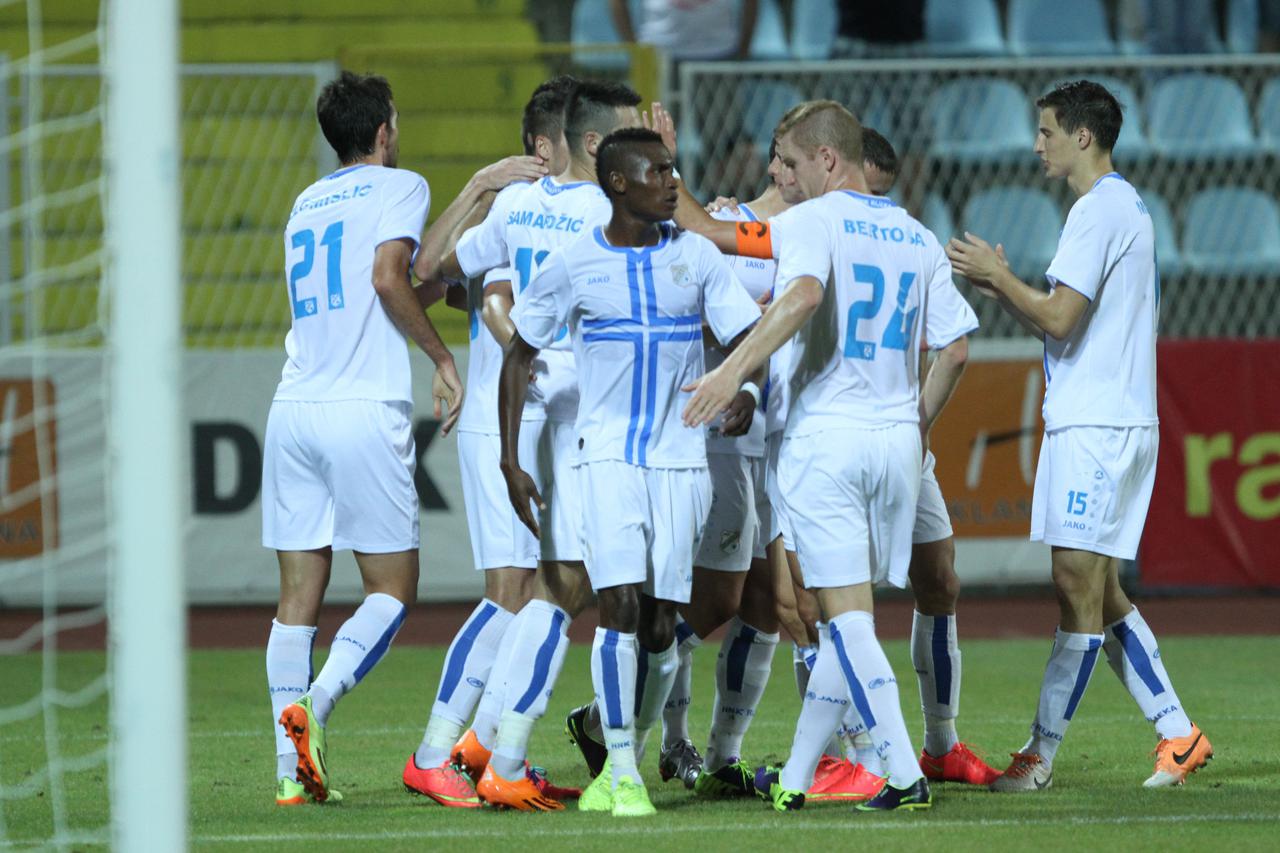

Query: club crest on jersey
[[720, 530, 741, 554], [671, 263, 694, 287]]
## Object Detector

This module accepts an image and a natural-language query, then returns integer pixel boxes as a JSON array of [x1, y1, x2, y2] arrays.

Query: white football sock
[[473, 604, 528, 751], [779, 633, 848, 792], [705, 617, 779, 771], [592, 627, 639, 788], [308, 593, 405, 726], [828, 611, 921, 788], [635, 641, 679, 765], [793, 643, 816, 700], [415, 599, 514, 768], [1023, 628, 1104, 765], [660, 618, 702, 748], [266, 620, 315, 780], [1103, 606, 1193, 740], [487, 599, 570, 779], [911, 610, 962, 757]]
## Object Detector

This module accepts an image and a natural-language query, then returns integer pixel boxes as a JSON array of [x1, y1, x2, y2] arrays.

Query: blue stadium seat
[[740, 79, 805, 150], [921, 193, 955, 243], [1136, 188, 1183, 278], [924, 0, 1005, 56], [570, 0, 636, 70], [1257, 76, 1280, 152], [1226, 0, 1259, 52], [926, 78, 1033, 163], [789, 0, 838, 60], [1183, 187, 1280, 275], [959, 187, 1061, 280], [750, 0, 790, 60], [1007, 0, 1116, 56], [1147, 73, 1256, 158]]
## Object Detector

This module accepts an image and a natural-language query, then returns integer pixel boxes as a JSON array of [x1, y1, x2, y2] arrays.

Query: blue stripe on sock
[[307, 632, 316, 687], [601, 630, 624, 729], [512, 608, 567, 714], [931, 614, 953, 707], [1112, 621, 1165, 697], [352, 604, 407, 684], [1063, 638, 1102, 721], [726, 624, 758, 693], [829, 622, 877, 730], [675, 618, 695, 646], [634, 649, 649, 717], [435, 602, 499, 704]]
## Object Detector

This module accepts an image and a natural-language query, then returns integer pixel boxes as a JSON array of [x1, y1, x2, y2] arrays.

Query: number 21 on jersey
[[289, 221, 345, 319], [844, 263, 917, 360]]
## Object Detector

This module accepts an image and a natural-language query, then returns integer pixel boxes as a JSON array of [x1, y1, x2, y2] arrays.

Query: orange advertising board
[[929, 360, 1045, 538], [0, 379, 58, 557]]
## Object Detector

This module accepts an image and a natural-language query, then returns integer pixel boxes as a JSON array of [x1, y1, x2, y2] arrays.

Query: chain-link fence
[[676, 54, 1280, 338]]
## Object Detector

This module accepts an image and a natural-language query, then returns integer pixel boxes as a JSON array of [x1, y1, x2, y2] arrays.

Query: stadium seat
[[1146, 73, 1257, 158], [739, 79, 806, 150], [959, 186, 1061, 280], [1136, 188, 1183, 278], [1226, 0, 1260, 52], [921, 192, 955, 243], [923, 0, 1005, 56], [1256, 77, 1280, 152], [750, 0, 791, 60], [1182, 187, 1280, 275], [789, 0, 839, 60], [926, 78, 1033, 163], [571, 0, 635, 71], [1006, 0, 1115, 56]]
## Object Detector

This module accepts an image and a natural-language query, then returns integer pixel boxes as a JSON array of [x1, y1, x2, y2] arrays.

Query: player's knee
[[596, 584, 640, 633], [1051, 560, 1103, 605], [738, 582, 779, 632], [909, 542, 960, 614], [638, 601, 677, 651]]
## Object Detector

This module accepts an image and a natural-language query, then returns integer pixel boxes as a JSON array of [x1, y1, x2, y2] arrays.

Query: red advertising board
[[1140, 340, 1280, 588]]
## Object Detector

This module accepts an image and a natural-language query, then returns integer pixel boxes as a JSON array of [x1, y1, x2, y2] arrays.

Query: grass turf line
[[2, 636, 1278, 851]]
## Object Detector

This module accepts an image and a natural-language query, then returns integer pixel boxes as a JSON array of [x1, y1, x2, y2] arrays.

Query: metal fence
[[676, 54, 1280, 338]]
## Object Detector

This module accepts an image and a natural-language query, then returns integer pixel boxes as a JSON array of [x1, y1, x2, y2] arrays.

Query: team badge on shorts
[[720, 530, 741, 554]]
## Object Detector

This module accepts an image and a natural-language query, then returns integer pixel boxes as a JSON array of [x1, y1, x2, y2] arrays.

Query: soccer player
[[266, 71, 463, 806], [418, 80, 645, 811], [946, 80, 1211, 791], [501, 126, 762, 816], [683, 100, 977, 812], [402, 77, 574, 808]]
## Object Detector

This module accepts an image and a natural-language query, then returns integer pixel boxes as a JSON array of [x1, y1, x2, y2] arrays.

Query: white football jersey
[[1042, 173, 1159, 431], [704, 203, 774, 456], [456, 266, 513, 435], [513, 224, 761, 469], [771, 190, 978, 435], [455, 176, 613, 422], [275, 164, 430, 404]]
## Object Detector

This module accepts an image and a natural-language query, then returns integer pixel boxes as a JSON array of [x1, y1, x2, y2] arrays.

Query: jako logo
[[466, 677, 485, 689], [867, 677, 896, 690]]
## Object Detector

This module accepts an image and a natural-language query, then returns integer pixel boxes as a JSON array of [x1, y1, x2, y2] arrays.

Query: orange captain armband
[[734, 220, 773, 260]]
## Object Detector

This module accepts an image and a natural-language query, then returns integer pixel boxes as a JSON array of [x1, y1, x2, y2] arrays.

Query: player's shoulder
[[371, 165, 428, 193], [1068, 175, 1141, 231]]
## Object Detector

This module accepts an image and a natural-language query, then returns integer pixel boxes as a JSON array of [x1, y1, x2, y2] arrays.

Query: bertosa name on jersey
[[506, 209, 586, 233], [843, 218, 928, 246]]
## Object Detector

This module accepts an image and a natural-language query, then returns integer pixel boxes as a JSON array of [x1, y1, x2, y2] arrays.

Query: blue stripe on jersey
[[583, 332, 647, 464], [739, 203, 758, 222], [323, 163, 370, 181]]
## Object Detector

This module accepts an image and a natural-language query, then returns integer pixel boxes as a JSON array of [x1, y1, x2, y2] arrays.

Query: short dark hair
[[564, 79, 642, 158], [521, 75, 578, 156], [861, 127, 898, 178], [596, 127, 666, 198], [1036, 80, 1123, 152], [316, 70, 394, 164]]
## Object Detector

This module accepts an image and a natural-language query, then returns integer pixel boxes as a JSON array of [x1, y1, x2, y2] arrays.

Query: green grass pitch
[[4, 636, 1279, 850]]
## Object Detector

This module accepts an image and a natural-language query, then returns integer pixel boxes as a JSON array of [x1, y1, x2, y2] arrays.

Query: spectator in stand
[[834, 0, 925, 57], [609, 0, 759, 61]]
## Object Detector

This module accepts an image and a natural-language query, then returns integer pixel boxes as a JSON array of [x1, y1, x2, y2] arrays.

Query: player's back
[[773, 190, 959, 434], [1042, 175, 1159, 431], [275, 164, 430, 404]]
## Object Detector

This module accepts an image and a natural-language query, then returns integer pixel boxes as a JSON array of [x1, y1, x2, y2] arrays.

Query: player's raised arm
[[372, 237, 464, 433], [482, 277, 517, 346]]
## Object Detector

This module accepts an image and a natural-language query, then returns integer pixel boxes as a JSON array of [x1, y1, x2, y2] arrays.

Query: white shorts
[[577, 461, 712, 604], [765, 430, 794, 552], [1031, 425, 1158, 560], [695, 452, 759, 573], [457, 430, 539, 571], [750, 454, 776, 559], [779, 423, 922, 590], [538, 419, 584, 563], [913, 449, 954, 545], [262, 399, 418, 553]]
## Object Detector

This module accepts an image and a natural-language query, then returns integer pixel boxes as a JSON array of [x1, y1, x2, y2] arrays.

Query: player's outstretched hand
[[945, 232, 1005, 290], [501, 463, 544, 539], [432, 358, 465, 436], [473, 155, 548, 193], [720, 389, 756, 436], [705, 196, 740, 215], [643, 101, 677, 155], [681, 365, 739, 427]]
